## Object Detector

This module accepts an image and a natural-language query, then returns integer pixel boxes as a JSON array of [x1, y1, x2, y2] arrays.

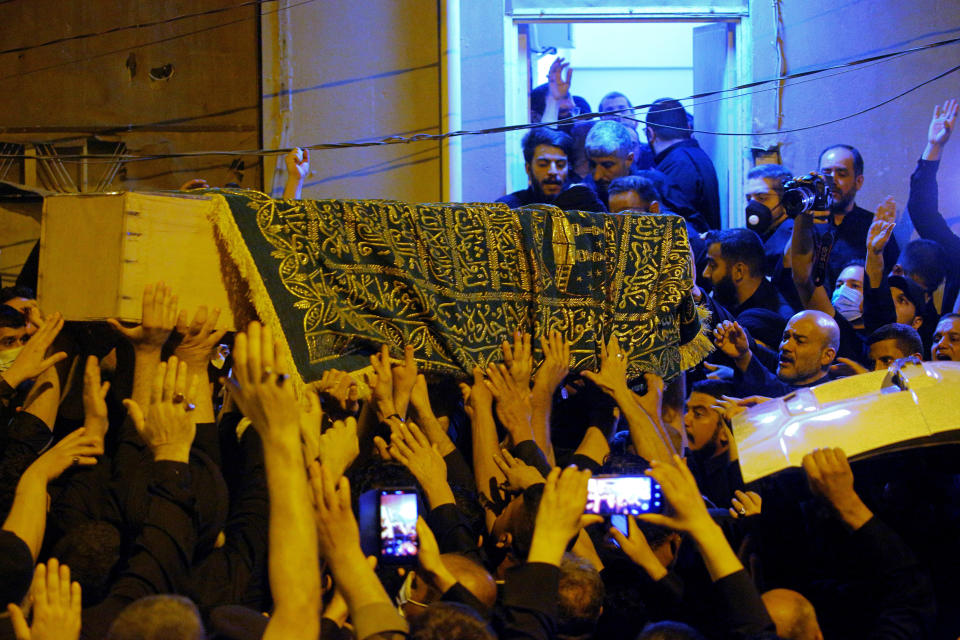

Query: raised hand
[[81, 356, 110, 444], [928, 99, 958, 147], [124, 356, 199, 462], [729, 490, 762, 519], [174, 306, 227, 368], [527, 466, 602, 566], [501, 330, 533, 390], [391, 344, 418, 419], [8, 559, 82, 640], [802, 447, 872, 530], [415, 517, 457, 593], [389, 420, 452, 507], [312, 369, 360, 416], [1, 312, 67, 388], [317, 417, 360, 482], [547, 57, 572, 101], [308, 461, 361, 561], [609, 516, 668, 580], [639, 456, 715, 536], [533, 329, 570, 395], [485, 363, 534, 444], [492, 448, 544, 493], [366, 344, 397, 420], [581, 334, 630, 397], [28, 427, 103, 482], [867, 215, 896, 256], [713, 321, 751, 367], [227, 322, 300, 446], [107, 282, 178, 352], [459, 366, 492, 422], [285, 147, 310, 181]]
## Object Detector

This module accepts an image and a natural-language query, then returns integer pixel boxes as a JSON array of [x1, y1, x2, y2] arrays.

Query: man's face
[[683, 391, 724, 454], [589, 153, 632, 191], [777, 316, 830, 382], [932, 317, 960, 361], [599, 96, 635, 128], [745, 177, 785, 222], [0, 326, 27, 350], [525, 144, 568, 201], [890, 286, 920, 327], [835, 265, 864, 293], [608, 191, 651, 214], [702, 242, 737, 306], [868, 338, 913, 371], [818, 148, 863, 213]]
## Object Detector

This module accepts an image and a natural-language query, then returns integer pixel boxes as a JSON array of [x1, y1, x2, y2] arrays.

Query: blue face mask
[[831, 284, 863, 322]]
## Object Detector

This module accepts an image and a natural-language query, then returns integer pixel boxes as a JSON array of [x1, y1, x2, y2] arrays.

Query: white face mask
[[0, 346, 23, 373], [831, 284, 863, 322]]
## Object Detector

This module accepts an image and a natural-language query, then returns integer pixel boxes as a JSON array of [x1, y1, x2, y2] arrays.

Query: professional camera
[[782, 172, 835, 217]]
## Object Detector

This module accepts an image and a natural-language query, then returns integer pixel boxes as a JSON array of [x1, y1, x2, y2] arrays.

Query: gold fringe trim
[[206, 194, 304, 392], [678, 304, 715, 372]]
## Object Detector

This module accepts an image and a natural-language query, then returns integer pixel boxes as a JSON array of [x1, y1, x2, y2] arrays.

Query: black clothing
[[730, 278, 794, 321], [494, 562, 559, 640], [81, 461, 196, 639], [814, 205, 900, 295], [653, 139, 722, 230], [496, 186, 548, 209], [686, 448, 744, 510], [731, 354, 840, 398], [907, 158, 960, 312]]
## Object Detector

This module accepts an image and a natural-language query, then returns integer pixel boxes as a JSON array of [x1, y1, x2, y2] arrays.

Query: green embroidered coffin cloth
[[209, 189, 711, 383]]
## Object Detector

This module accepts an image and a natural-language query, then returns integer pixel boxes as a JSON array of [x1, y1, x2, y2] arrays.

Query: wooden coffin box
[[38, 192, 237, 329]]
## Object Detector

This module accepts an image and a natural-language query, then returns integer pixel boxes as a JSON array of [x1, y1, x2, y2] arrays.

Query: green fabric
[[212, 190, 706, 383]]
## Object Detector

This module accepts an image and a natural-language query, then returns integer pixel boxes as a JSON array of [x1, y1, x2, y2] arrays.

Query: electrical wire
[[0, 0, 279, 56], [2, 35, 958, 162], [0, 0, 320, 81]]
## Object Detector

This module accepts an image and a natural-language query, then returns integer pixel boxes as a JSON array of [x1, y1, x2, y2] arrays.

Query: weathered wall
[[749, 0, 960, 234], [262, 0, 442, 202], [0, 1, 262, 191]]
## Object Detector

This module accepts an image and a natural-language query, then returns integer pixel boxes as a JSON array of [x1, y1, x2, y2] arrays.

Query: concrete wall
[[262, 0, 442, 202], [749, 0, 960, 237]]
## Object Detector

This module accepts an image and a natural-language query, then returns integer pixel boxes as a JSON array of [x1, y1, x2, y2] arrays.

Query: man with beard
[[497, 128, 573, 208], [702, 228, 794, 321], [682, 380, 744, 509], [814, 145, 900, 292], [583, 120, 636, 209], [714, 310, 841, 398]]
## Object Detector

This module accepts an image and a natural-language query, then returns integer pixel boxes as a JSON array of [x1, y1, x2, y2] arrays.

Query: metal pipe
[[440, 0, 462, 202]]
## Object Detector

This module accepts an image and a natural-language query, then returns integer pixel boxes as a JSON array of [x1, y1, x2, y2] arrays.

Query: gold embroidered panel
[[210, 190, 707, 382]]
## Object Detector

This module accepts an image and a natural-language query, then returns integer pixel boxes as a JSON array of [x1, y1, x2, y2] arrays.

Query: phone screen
[[379, 491, 419, 559], [585, 476, 662, 515]]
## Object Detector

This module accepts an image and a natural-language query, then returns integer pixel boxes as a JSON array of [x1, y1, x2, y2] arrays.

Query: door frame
[[503, 7, 752, 228]]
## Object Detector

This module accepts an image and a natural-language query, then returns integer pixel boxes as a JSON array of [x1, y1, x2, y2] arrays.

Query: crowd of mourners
[[2, 58, 960, 640]]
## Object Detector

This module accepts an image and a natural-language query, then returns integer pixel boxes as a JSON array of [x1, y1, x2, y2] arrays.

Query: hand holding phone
[[585, 475, 663, 516]]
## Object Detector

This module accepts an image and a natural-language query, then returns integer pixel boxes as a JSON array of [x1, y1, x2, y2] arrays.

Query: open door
[[693, 23, 733, 227]]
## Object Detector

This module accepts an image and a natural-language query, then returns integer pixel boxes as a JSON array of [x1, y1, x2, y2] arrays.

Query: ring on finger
[[172, 392, 185, 404], [275, 373, 289, 386], [737, 506, 746, 516], [615, 353, 625, 360], [71, 457, 79, 466], [185, 403, 196, 412]]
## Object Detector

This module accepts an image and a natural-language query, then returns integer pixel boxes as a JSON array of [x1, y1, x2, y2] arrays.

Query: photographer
[[812, 145, 901, 293]]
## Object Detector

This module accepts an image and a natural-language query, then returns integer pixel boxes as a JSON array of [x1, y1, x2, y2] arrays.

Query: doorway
[[505, 16, 750, 228]]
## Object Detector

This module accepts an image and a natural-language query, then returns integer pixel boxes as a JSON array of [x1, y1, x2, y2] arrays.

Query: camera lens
[[782, 186, 816, 217]]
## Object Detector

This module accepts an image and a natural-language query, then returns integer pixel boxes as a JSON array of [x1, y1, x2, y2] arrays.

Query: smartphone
[[585, 475, 663, 515], [377, 490, 419, 563]]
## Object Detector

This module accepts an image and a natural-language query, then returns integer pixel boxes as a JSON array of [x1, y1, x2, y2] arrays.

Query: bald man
[[714, 310, 841, 397], [762, 589, 823, 640]]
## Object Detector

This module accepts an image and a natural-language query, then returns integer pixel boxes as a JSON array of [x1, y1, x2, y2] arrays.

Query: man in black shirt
[[815, 144, 900, 292], [496, 128, 573, 209], [645, 98, 722, 230], [702, 228, 794, 321]]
